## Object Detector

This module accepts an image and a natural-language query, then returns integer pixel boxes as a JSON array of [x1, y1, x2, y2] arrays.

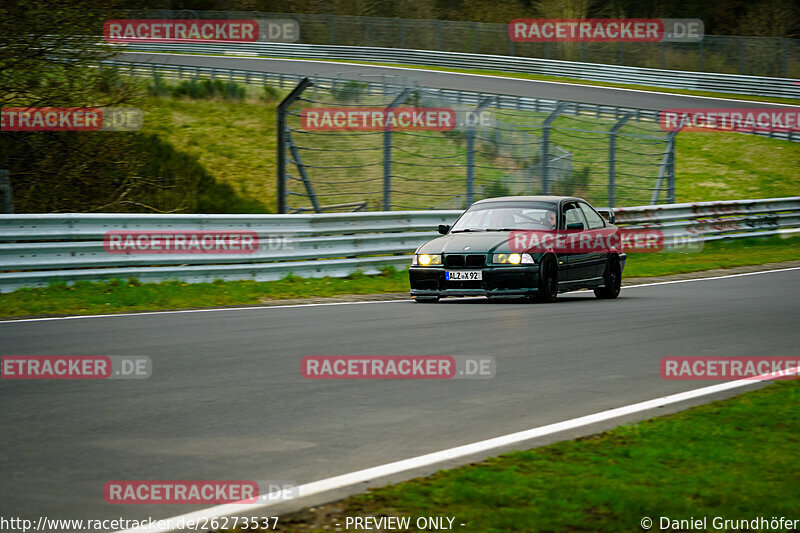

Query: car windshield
[[451, 201, 558, 232]]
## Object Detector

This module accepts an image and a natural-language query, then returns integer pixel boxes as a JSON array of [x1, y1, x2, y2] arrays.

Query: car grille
[[444, 254, 485, 268], [446, 280, 484, 290]]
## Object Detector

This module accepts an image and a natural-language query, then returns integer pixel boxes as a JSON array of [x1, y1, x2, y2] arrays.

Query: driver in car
[[543, 209, 557, 229]]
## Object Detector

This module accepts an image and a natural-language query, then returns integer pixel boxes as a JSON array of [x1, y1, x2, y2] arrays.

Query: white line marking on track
[[117, 366, 797, 532], [1, 266, 798, 324], [121, 51, 800, 107]]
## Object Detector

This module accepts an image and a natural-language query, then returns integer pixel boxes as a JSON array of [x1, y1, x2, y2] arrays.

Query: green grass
[[0, 235, 797, 318], [623, 234, 800, 277], [0, 268, 410, 318], [674, 133, 800, 202], [267, 380, 799, 532], [140, 83, 800, 212]]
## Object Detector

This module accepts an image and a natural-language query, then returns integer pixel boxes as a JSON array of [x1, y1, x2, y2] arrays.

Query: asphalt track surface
[[1, 269, 799, 527], [116, 51, 788, 110]]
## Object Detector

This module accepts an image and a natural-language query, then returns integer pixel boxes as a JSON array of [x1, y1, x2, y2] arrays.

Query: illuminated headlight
[[413, 253, 442, 266], [492, 253, 534, 265]]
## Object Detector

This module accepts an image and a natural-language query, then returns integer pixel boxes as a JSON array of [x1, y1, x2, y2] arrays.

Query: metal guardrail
[[122, 41, 800, 100], [0, 197, 798, 293]]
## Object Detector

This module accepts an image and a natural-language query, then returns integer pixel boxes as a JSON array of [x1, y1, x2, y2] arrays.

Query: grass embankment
[[0, 235, 797, 318], [264, 379, 800, 532], [141, 85, 800, 212]]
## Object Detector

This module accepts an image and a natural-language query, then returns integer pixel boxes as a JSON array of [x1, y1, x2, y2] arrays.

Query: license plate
[[446, 270, 482, 281]]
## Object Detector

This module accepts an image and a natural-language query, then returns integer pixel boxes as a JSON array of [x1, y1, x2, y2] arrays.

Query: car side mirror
[[438, 224, 450, 235], [597, 209, 615, 224], [566, 222, 584, 230]]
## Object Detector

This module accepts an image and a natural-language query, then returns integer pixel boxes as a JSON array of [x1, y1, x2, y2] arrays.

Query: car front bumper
[[409, 266, 540, 297]]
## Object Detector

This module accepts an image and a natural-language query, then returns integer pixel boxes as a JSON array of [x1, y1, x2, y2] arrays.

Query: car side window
[[579, 202, 605, 229], [562, 202, 588, 229]]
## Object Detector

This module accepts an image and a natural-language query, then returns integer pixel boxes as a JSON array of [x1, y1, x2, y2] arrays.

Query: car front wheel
[[594, 255, 622, 299], [536, 255, 558, 303]]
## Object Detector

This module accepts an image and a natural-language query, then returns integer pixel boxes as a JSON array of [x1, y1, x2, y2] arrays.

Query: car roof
[[473, 195, 582, 205]]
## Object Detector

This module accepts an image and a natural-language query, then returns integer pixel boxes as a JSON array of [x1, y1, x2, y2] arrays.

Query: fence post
[[286, 131, 320, 213], [667, 132, 677, 204], [608, 113, 632, 209], [472, 22, 477, 53], [699, 40, 704, 71], [738, 37, 745, 74], [0, 170, 12, 214], [466, 96, 497, 207], [781, 38, 788, 78], [541, 102, 565, 195], [277, 78, 313, 214], [384, 88, 412, 211]]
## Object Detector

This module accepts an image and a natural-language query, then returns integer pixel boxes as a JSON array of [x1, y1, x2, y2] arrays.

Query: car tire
[[536, 255, 558, 303], [594, 254, 622, 299], [414, 296, 440, 303]]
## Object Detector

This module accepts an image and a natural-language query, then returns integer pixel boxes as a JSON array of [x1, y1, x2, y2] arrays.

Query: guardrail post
[[277, 77, 313, 214], [541, 102, 565, 195], [0, 170, 12, 214], [608, 113, 632, 209], [466, 96, 497, 207], [384, 88, 412, 211]]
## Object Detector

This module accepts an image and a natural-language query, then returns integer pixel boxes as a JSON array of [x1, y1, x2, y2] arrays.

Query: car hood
[[416, 232, 520, 254]]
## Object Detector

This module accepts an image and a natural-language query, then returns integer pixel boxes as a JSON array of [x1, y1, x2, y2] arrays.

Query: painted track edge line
[[116, 368, 796, 532]]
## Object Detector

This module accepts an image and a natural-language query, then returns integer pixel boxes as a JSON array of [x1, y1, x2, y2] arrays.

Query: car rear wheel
[[414, 296, 440, 303], [536, 255, 558, 303], [594, 255, 622, 299]]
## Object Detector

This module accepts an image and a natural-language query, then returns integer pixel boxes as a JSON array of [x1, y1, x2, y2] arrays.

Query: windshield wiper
[[451, 228, 486, 233], [485, 228, 521, 232]]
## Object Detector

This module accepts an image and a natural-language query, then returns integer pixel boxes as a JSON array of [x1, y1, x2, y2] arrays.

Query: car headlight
[[413, 253, 442, 266], [492, 253, 534, 265]]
